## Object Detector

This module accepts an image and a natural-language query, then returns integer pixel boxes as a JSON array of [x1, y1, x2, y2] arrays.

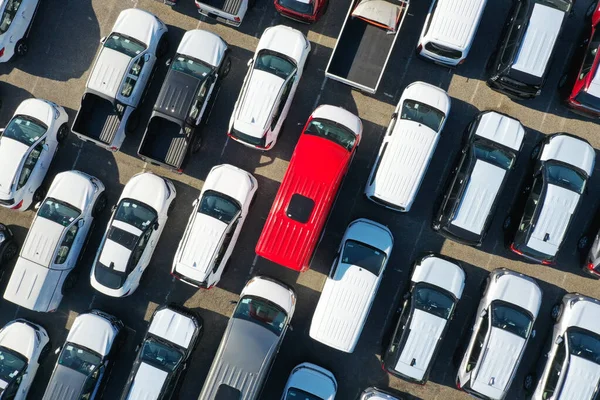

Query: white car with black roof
[[90, 172, 176, 297], [3, 170, 107, 313], [365, 81, 451, 212], [506, 133, 595, 265], [433, 111, 525, 246], [456, 268, 542, 400], [526, 293, 600, 400], [120, 304, 202, 400], [0, 318, 50, 400], [0, 98, 69, 211], [171, 164, 257, 289], [382, 254, 465, 384], [281, 363, 337, 400], [228, 25, 310, 150]]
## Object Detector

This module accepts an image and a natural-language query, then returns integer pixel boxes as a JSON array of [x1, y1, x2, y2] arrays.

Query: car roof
[[540, 134, 595, 176], [424, 0, 488, 51], [511, 3, 565, 78], [412, 255, 465, 298], [177, 29, 227, 68], [203, 164, 255, 206], [474, 111, 525, 151], [149, 307, 198, 349]]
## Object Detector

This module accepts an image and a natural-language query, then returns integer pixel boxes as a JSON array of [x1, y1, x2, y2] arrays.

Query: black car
[[486, 0, 573, 99], [137, 30, 231, 173], [120, 304, 203, 400], [0, 223, 17, 265], [505, 133, 595, 265], [433, 111, 525, 246]]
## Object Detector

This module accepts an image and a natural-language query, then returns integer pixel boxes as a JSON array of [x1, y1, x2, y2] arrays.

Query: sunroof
[[215, 384, 241, 400], [286, 194, 315, 223]]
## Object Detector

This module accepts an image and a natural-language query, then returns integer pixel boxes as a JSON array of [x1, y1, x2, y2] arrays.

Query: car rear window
[[304, 118, 357, 151], [424, 42, 462, 59], [286, 194, 315, 223]]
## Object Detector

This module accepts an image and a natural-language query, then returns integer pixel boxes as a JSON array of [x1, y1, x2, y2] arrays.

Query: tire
[[502, 216, 512, 231], [39, 341, 51, 362], [578, 235, 590, 250], [523, 373, 536, 392], [551, 303, 563, 321], [2, 241, 18, 263], [558, 74, 568, 89], [221, 57, 232, 78], [56, 123, 69, 143], [15, 39, 28, 57], [530, 144, 541, 160], [126, 110, 140, 134], [92, 193, 107, 218], [62, 271, 78, 294], [32, 186, 47, 205], [157, 34, 169, 58], [191, 135, 202, 154]]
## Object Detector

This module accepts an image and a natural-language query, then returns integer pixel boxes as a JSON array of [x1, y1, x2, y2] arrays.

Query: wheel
[[480, 277, 489, 297], [191, 135, 202, 154], [221, 57, 231, 78], [530, 144, 541, 160], [485, 51, 496, 71], [39, 341, 51, 361], [56, 123, 69, 143], [250, 191, 257, 207], [523, 373, 536, 392], [551, 303, 563, 321], [126, 110, 140, 134], [62, 271, 78, 294], [32, 186, 47, 205], [15, 39, 28, 57], [586, 0, 597, 18], [558, 74, 568, 89], [2, 241, 18, 263], [92, 193, 107, 218], [157, 34, 169, 58], [168, 198, 176, 216], [502, 216, 512, 231], [578, 235, 590, 250]]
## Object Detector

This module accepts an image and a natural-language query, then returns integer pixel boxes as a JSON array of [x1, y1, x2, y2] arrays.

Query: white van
[[309, 219, 393, 353], [365, 81, 451, 212], [417, 0, 488, 66]]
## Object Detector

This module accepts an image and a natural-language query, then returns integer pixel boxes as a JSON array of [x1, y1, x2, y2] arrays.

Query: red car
[[561, 0, 600, 117], [274, 0, 328, 23], [255, 105, 362, 272]]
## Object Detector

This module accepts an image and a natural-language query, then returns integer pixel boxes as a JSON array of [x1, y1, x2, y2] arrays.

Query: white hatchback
[[228, 25, 310, 150], [3, 170, 106, 312], [0, 98, 69, 211], [0, 319, 50, 400], [281, 363, 337, 400], [0, 0, 41, 62], [172, 164, 257, 289], [91, 172, 176, 297]]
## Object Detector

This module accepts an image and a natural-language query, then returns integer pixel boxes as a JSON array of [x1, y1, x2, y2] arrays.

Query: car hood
[[67, 313, 117, 357], [0, 138, 28, 198], [121, 173, 170, 215], [204, 164, 254, 206], [47, 171, 96, 213], [21, 217, 65, 267], [3, 257, 59, 312], [0, 321, 37, 360], [393, 310, 446, 380], [401, 81, 451, 117], [125, 363, 168, 400], [112, 9, 161, 46], [148, 308, 198, 349], [178, 29, 227, 68], [411, 256, 465, 299], [257, 25, 307, 64], [42, 365, 86, 400], [88, 47, 131, 99], [475, 111, 525, 151], [15, 99, 55, 127], [541, 135, 595, 176]]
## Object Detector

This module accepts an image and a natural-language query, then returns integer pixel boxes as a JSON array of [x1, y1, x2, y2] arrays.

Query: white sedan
[[172, 164, 257, 289], [0, 0, 41, 62], [0, 319, 50, 399], [228, 25, 310, 150], [0, 99, 69, 211], [91, 172, 176, 297], [281, 363, 337, 400], [3, 170, 107, 312]]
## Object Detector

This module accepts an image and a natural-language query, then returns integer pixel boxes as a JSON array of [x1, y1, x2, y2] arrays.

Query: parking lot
[[1, 0, 600, 399]]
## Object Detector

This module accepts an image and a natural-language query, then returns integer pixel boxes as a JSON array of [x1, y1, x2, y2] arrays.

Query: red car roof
[[255, 133, 355, 271]]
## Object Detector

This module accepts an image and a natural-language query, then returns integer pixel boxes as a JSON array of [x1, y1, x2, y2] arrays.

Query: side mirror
[[192, 199, 199, 207], [230, 300, 238, 305], [165, 59, 171, 67], [34, 202, 41, 210], [531, 329, 536, 338], [0, 128, 4, 134], [480, 309, 488, 318], [144, 53, 151, 62], [100, 36, 107, 44], [54, 347, 61, 355], [153, 222, 159, 231], [555, 335, 563, 345], [247, 58, 253, 67], [111, 205, 117, 213], [43, 143, 50, 151], [77, 219, 85, 228]]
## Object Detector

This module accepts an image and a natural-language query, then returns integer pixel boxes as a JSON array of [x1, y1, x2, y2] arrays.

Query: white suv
[[0, 99, 69, 211], [228, 25, 310, 150], [456, 268, 542, 400]]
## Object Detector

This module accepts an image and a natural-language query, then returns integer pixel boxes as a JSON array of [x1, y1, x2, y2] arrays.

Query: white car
[[0, 319, 50, 400], [3, 170, 107, 312], [527, 293, 600, 400], [456, 268, 543, 400], [365, 81, 451, 212], [72, 9, 168, 152], [360, 387, 404, 399], [382, 254, 465, 384], [91, 172, 176, 297], [0, 98, 69, 211], [281, 363, 337, 400], [309, 218, 393, 353], [42, 310, 123, 400], [172, 164, 257, 289], [0, 0, 41, 62], [228, 25, 310, 150]]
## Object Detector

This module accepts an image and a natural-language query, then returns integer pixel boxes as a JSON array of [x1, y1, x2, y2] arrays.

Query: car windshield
[[575, 91, 600, 113], [473, 141, 515, 170], [38, 199, 81, 227], [233, 295, 288, 336], [341, 240, 386, 276], [276, 0, 314, 15], [171, 54, 213, 80], [58, 343, 102, 376], [285, 388, 323, 400], [199, 191, 241, 224], [304, 118, 357, 151], [114, 199, 157, 231], [546, 163, 586, 194], [491, 302, 533, 338], [413, 284, 455, 319], [400, 99, 445, 132], [567, 329, 600, 364], [0, 347, 26, 387], [103, 34, 146, 58], [140, 336, 184, 372], [2, 115, 47, 146], [255, 50, 296, 80]]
